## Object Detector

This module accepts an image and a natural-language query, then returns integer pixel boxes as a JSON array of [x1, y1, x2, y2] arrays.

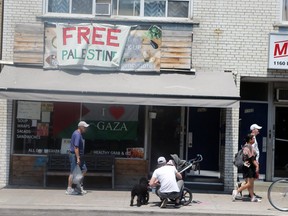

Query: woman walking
[[232, 133, 261, 202]]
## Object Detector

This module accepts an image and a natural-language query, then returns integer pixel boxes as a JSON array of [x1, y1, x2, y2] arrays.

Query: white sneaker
[[65, 188, 80, 195], [251, 196, 262, 202], [80, 186, 87, 195], [75, 185, 87, 195], [232, 190, 238, 201]]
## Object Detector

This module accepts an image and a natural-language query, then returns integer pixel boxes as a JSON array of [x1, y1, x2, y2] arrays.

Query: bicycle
[[267, 178, 288, 212]]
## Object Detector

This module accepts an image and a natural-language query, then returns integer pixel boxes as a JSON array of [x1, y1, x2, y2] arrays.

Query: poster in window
[[126, 147, 144, 159], [17, 101, 41, 120], [37, 123, 49, 137]]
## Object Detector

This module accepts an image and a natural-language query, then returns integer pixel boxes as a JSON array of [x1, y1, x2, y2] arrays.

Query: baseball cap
[[78, 121, 89, 127], [157, 156, 166, 165], [250, 124, 262, 131]]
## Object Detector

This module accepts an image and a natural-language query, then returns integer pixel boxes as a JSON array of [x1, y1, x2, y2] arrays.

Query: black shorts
[[242, 165, 256, 179]]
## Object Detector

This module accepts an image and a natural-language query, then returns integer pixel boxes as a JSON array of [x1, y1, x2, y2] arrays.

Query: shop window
[[13, 101, 145, 159], [240, 82, 268, 101]]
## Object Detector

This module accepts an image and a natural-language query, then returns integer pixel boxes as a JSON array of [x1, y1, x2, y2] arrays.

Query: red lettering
[[92, 27, 105, 45], [78, 27, 90, 44], [274, 41, 288, 57], [107, 28, 120, 47], [63, 27, 76, 45]]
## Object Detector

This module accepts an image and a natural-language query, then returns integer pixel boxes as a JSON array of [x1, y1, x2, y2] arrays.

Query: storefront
[[0, 21, 239, 188]]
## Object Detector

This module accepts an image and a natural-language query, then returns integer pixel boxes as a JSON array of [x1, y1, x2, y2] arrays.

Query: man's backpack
[[233, 148, 244, 169]]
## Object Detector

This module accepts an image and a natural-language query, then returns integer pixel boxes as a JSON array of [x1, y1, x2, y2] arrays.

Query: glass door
[[274, 107, 288, 177]]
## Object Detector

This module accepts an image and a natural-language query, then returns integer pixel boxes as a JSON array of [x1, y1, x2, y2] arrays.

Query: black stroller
[[153, 154, 203, 206], [170, 154, 203, 206]]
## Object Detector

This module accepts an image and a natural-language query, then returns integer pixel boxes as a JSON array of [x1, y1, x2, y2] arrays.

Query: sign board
[[44, 23, 162, 72], [268, 33, 288, 69], [17, 101, 41, 120]]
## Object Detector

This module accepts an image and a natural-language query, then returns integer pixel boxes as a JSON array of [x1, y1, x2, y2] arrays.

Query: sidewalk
[[0, 182, 285, 216]]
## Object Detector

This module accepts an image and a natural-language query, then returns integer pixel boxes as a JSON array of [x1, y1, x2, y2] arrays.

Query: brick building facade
[[0, 0, 287, 191]]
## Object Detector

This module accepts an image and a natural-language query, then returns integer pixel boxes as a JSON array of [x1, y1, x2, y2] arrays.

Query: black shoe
[[254, 193, 262, 199], [248, 193, 262, 199], [174, 203, 181, 208]]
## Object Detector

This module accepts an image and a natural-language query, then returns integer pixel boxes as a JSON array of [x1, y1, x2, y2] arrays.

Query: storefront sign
[[268, 33, 288, 69], [44, 23, 162, 72], [56, 23, 130, 68]]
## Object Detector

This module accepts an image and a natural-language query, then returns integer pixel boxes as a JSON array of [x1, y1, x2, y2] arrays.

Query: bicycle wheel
[[181, 187, 193, 206], [268, 179, 288, 212]]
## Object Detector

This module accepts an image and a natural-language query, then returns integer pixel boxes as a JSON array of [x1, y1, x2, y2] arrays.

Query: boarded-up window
[[160, 30, 192, 70], [13, 24, 44, 65]]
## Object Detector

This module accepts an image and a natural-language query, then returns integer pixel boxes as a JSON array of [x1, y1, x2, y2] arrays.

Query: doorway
[[150, 106, 181, 171], [274, 107, 288, 177]]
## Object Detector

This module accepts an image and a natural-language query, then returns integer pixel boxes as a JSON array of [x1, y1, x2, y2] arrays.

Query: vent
[[276, 89, 288, 101], [95, 3, 111, 16]]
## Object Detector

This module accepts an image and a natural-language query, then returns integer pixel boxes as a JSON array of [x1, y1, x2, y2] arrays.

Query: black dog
[[130, 177, 149, 207]]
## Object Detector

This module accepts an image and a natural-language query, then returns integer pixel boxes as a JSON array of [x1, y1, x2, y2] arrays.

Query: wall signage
[[44, 23, 162, 72], [268, 33, 288, 69]]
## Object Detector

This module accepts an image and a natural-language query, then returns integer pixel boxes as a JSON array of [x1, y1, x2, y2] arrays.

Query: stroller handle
[[178, 154, 203, 174], [189, 154, 203, 164]]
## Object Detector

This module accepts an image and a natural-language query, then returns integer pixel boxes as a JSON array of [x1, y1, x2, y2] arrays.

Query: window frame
[[43, 0, 192, 19], [44, 0, 111, 16], [282, 0, 288, 23], [114, 0, 191, 18]]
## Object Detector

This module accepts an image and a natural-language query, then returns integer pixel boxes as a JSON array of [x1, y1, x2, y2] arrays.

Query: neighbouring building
[[0, 0, 287, 192]]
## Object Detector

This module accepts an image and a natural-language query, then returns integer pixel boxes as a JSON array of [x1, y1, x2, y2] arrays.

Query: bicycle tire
[[268, 179, 288, 212]]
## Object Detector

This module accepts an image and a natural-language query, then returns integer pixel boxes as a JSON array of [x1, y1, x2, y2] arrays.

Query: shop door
[[187, 108, 220, 171], [239, 102, 267, 174], [274, 107, 288, 177], [150, 106, 181, 171]]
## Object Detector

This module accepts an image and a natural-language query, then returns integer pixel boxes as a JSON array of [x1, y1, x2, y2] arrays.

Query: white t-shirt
[[152, 165, 180, 193], [252, 135, 260, 162]]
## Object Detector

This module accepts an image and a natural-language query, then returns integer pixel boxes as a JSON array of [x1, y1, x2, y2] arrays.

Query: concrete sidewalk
[[0, 182, 285, 216]]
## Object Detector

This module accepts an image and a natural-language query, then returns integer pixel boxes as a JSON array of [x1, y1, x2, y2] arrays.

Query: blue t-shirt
[[70, 130, 84, 155]]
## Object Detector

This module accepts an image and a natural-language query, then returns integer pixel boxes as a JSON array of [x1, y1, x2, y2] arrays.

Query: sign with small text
[[268, 33, 288, 69]]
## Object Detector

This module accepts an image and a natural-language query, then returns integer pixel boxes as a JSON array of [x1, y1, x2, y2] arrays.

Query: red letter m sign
[[274, 40, 288, 58]]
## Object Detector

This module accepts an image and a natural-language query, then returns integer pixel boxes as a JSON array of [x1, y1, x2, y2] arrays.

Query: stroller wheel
[[181, 187, 193, 206]]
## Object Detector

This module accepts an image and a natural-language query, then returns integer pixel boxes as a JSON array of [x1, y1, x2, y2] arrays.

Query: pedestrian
[[236, 123, 262, 199], [232, 134, 261, 202], [149, 156, 184, 208], [250, 124, 262, 162], [66, 121, 89, 195]]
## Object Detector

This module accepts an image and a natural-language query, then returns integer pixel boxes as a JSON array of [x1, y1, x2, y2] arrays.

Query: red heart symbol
[[109, 106, 125, 120]]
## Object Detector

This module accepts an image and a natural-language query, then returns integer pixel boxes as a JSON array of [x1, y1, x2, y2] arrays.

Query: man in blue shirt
[[66, 121, 89, 195]]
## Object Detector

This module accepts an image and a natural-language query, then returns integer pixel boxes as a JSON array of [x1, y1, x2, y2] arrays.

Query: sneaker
[[251, 196, 262, 202], [65, 188, 80, 195], [160, 198, 168, 208], [75, 185, 87, 195], [232, 190, 238, 201], [235, 182, 243, 197], [253, 193, 262, 199], [80, 186, 87, 195], [248, 193, 262, 199]]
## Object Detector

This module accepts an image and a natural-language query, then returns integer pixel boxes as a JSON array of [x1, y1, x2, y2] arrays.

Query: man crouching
[[149, 157, 184, 208]]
